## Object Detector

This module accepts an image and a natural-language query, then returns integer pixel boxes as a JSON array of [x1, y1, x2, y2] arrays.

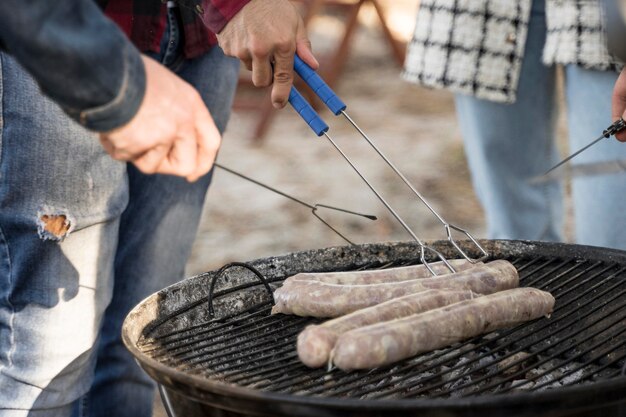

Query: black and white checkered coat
[[403, 0, 620, 103]]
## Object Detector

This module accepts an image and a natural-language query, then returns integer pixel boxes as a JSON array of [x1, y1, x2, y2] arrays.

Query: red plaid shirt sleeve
[[100, 0, 251, 59], [201, 0, 250, 33]]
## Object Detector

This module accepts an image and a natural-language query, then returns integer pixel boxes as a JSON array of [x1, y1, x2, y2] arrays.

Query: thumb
[[295, 21, 319, 70], [612, 69, 626, 142]]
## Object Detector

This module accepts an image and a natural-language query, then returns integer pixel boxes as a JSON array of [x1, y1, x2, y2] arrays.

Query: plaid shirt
[[403, 0, 620, 104], [99, 0, 250, 58]]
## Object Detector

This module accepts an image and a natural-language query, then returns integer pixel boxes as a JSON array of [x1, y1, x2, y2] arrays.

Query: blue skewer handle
[[294, 55, 347, 115], [288, 87, 329, 137]]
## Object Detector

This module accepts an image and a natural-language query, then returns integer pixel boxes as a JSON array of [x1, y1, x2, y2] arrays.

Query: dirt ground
[[151, 2, 485, 414]]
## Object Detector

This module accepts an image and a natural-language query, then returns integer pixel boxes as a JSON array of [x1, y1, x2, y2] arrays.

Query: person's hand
[[217, 0, 318, 109], [99, 55, 221, 181], [611, 67, 626, 142]]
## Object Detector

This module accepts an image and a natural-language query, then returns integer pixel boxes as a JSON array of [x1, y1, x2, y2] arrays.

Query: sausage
[[330, 287, 555, 371], [271, 260, 518, 317], [288, 259, 480, 285], [297, 289, 478, 368], [273, 260, 515, 317]]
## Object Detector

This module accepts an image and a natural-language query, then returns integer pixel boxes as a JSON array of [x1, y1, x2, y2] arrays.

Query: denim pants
[[0, 7, 239, 417], [454, 0, 626, 249]]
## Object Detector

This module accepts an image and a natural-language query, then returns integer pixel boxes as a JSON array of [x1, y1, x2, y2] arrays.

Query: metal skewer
[[290, 56, 488, 271], [339, 110, 487, 261], [214, 162, 376, 245], [529, 158, 626, 184], [544, 118, 626, 176], [289, 87, 455, 275], [321, 132, 454, 273]]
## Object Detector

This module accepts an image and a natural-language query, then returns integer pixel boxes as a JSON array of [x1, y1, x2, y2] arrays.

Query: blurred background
[[184, 0, 489, 278]]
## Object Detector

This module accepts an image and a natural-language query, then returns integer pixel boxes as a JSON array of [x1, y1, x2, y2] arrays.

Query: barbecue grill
[[122, 239, 626, 417]]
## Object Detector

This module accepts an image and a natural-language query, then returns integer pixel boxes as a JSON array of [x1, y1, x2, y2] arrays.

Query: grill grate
[[138, 252, 626, 400]]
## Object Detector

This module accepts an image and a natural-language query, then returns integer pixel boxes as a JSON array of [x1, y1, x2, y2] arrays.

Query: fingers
[[102, 123, 205, 180], [188, 106, 222, 182], [132, 144, 171, 174], [251, 50, 272, 87], [161, 129, 198, 177], [269, 19, 314, 108], [240, 53, 253, 72], [271, 43, 296, 108], [99, 132, 151, 160], [98, 55, 221, 180], [217, 0, 316, 107], [132, 132, 197, 178], [100, 120, 199, 178], [612, 69, 626, 142], [295, 23, 319, 70], [611, 69, 626, 120]]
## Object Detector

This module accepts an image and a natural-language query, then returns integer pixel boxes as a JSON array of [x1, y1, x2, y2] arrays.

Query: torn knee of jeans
[[37, 211, 74, 241]]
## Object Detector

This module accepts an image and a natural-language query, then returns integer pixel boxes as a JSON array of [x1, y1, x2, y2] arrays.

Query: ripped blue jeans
[[0, 8, 239, 417]]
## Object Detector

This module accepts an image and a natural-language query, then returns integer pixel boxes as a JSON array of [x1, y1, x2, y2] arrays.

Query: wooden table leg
[[368, 0, 406, 65]]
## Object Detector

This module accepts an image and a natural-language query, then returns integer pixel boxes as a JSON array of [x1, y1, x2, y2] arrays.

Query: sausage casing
[[297, 289, 477, 368], [289, 259, 479, 285], [272, 260, 518, 317], [330, 287, 555, 371]]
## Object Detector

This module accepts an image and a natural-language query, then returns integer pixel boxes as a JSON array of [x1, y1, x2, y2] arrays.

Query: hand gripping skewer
[[288, 56, 488, 274]]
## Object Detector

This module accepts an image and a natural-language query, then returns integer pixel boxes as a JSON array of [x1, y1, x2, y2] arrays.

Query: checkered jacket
[[403, 0, 620, 103]]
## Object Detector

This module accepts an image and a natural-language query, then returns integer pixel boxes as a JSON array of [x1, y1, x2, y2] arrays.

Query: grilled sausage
[[297, 289, 478, 368], [330, 287, 555, 371], [272, 260, 518, 317], [289, 259, 479, 285]]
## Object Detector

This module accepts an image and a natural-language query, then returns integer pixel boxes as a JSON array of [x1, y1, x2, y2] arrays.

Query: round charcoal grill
[[122, 240, 626, 417]]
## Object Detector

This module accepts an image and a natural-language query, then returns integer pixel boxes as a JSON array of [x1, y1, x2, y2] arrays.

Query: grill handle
[[294, 55, 347, 115], [207, 262, 274, 318]]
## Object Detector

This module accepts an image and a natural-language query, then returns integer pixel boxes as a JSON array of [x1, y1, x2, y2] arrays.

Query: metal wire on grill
[[139, 266, 276, 339], [207, 262, 274, 318]]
